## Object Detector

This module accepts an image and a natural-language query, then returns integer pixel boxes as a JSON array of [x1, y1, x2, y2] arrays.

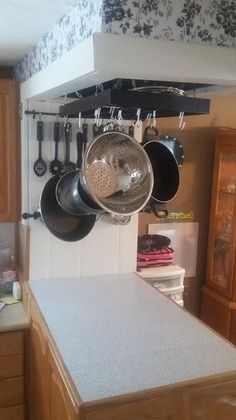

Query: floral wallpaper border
[[13, 0, 236, 82]]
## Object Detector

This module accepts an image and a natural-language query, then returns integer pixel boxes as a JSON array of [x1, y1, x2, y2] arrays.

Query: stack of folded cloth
[[137, 234, 174, 269]]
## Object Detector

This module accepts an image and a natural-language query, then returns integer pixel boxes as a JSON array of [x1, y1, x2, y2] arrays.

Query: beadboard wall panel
[[23, 101, 138, 280]]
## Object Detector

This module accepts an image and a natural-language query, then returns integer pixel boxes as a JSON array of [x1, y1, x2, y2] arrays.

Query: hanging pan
[[142, 126, 181, 204], [78, 123, 154, 217], [40, 175, 96, 242], [56, 123, 104, 216]]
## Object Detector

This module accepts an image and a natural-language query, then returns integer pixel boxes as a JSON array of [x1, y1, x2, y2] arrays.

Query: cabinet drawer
[[0, 354, 23, 378], [188, 379, 236, 420], [0, 331, 23, 357], [0, 377, 24, 408], [0, 405, 24, 420]]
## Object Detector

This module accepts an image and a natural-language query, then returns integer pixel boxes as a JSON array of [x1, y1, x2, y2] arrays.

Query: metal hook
[[109, 106, 115, 120], [78, 112, 82, 131], [63, 115, 69, 127], [151, 110, 157, 128], [146, 112, 151, 126], [75, 91, 83, 99], [135, 108, 141, 127], [94, 108, 102, 127], [117, 109, 123, 125], [179, 111, 186, 131]]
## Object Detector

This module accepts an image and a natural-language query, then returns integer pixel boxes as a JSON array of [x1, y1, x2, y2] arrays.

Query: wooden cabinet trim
[[0, 79, 20, 221]]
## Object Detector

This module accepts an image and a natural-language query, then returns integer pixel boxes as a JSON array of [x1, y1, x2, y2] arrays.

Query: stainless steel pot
[[78, 123, 154, 217]]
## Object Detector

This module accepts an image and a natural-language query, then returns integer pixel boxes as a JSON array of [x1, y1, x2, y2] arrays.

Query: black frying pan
[[40, 175, 96, 242], [142, 127, 180, 203]]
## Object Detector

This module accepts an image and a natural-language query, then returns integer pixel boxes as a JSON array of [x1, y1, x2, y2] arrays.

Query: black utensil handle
[[76, 132, 84, 170], [54, 122, 60, 142], [38, 141, 42, 159], [37, 121, 44, 142], [82, 123, 88, 156], [64, 122, 71, 162]]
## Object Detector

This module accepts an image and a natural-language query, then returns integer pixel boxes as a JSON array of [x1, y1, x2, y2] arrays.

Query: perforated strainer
[[80, 124, 154, 216], [86, 161, 117, 198]]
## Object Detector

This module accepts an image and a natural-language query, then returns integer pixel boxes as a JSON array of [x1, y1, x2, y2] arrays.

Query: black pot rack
[[58, 88, 210, 120]]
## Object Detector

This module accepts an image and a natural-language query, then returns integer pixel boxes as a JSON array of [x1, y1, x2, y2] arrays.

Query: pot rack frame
[[58, 88, 210, 120]]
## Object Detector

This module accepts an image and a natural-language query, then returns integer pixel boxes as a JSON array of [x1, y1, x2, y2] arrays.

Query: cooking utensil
[[142, 127, 180, 203], [40, 175, 96, 241], [33, 121, 47, 177], [64, 122, 76, 172], [49, 122, 63, 175], [80, 122, 154, 216]]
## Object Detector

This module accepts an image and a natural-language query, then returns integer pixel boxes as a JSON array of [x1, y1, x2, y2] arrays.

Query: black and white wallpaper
[[14, 0, 236, 82]]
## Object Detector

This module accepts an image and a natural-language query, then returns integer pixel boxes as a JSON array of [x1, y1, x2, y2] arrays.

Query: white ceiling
[[0, 0, 79, 65]]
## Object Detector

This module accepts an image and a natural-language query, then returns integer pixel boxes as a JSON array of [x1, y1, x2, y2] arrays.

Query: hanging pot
[[78, 123, 154, 217], [56, 124, 104, 216], [22, 175, 96, 242], [142, 127, 180, 203]]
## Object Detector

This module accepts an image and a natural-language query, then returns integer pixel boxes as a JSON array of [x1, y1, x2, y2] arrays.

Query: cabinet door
[[0, 79, 19, 221], [206, 138, 236, 299], [29, 302, 50, 420], [188, 379, 236, 420], [48, 346, 79, 420]]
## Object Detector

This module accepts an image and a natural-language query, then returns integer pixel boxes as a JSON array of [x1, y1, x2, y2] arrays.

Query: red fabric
[[137, 246, 174, 268]]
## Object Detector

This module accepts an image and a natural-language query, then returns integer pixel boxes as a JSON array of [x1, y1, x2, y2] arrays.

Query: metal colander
[[80, 126, 154, 216]]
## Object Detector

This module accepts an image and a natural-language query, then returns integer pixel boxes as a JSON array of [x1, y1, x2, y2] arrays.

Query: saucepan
[[142, 126, 182, 204]]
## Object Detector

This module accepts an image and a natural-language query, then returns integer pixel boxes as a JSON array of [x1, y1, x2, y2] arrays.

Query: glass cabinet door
[[209, 152, 236, 296]]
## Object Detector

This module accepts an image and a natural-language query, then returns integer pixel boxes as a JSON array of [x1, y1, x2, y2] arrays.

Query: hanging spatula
[[49, 122, 63, 175], [33, 120, 47, 177]]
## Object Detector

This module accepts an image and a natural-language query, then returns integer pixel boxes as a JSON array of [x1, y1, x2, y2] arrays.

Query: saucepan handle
[[142, 126, 159, 144]]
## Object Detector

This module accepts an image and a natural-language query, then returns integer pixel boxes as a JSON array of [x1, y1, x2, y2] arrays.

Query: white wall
[[22, 100, 139, 280]]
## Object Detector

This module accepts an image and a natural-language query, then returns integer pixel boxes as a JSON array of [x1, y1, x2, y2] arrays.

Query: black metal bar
[[25, 110, 59, 119]]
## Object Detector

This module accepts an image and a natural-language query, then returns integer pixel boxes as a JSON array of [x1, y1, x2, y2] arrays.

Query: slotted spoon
[[33, 120, 47, 177]]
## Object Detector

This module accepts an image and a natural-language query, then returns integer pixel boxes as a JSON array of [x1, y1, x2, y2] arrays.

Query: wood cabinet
[[0, 331, 25, 419], [28, 301, 49, 420], [0, 79, 20, 221], [48, 345, 78, 420], [27, 297, 79, 420], [201, 129, 236, 343]]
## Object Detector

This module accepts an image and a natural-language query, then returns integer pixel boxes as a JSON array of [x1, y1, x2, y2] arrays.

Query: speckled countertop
[[0, 302, 29, 332], [29, 273, 236, 403]]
